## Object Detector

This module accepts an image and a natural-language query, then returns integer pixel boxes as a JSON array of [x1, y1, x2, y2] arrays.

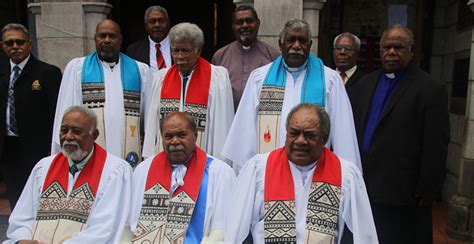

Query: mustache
[[62, 140, 80, 149], [288, 49, 304, 55], [168, 145, 185, 152]]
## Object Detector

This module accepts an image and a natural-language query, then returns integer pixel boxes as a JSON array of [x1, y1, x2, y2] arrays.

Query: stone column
[[303, 0, 325, 55], [447, 1, 474, 242], [28, 1, 112, 70]]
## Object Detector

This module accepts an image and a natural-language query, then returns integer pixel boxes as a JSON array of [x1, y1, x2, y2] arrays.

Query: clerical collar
[[242, 45, 251, 50], [283, 59, 308, 72], [283, 59, 308, 81], [67, 146, 95, 172], [290, 161, 317, 171], [384, 66, 409, 79]]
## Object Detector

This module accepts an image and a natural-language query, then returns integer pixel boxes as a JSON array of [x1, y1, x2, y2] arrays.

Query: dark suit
[[344, 66, 366, 88], [347, 64, 449, 243], [0, 55, 62, 208], [126, 38, 150, 65]]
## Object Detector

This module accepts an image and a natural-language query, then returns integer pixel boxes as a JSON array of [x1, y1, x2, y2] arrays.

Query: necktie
[[7, 66, 21, 135], [155, 43, 165, 69], [339, 71, 347, 82], [182, 75, 189, 101], [70, 163, 79, 177]]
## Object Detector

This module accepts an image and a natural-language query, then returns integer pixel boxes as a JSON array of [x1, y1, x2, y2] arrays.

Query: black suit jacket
[[126, 38, 150, 65], [347, 64, 449, 206], [0, 55, 62, 165], [345, 67, 366, 88]]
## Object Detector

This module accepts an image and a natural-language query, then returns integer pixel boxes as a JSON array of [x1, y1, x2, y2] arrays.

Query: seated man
[[130, 112, 235, 243], [225, 103, 378, 244], [5, 106, 132, 243]]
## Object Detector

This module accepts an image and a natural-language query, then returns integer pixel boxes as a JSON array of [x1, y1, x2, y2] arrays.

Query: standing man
[[52, 19, 153, 167], [129, 112, 235, 243], [0, 23, 62, 208], [333, 32, 366, 87], [347, 25, 450, 243], [6, 106, 132, 243], [212, 5, 279, 111], [223, 19, 360, 173], [127, 5, 172, 75], [143, 23, 233, 159], [225, 103, 378, 244]]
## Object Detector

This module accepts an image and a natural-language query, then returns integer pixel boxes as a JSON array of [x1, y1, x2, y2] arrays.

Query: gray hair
[[279, 19, 311, 43], [144, 5, 169, 23], [160, 112, 198, 137], [381, 24, 415, 47], [286, 103, 330, 144], [2, 23, 29, 37], [333, 32, 361, 51], [63, 106, 98, 134], [169, 22, 204, 49]]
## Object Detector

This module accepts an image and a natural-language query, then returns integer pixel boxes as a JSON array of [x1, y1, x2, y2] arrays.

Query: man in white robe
[[143, 22, 233, 159], [52, 19, 153, 166], [5, 106, 132, 244], [129, 112, 235, 243], [222, 19, 360, 173], [225, 103, 378, 244]]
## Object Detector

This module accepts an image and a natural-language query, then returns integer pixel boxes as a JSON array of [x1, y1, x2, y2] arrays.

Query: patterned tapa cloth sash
[[32, 143, 107, 243], [132, 147, 209, 244], [258, 54, 326, 154], [158, 58, 212, 151], [264, 147, 341, 244], [81, 52, 142, 159]]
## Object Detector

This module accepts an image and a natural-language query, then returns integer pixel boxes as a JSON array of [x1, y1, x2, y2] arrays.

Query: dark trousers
[[1, 136, 32, 209], [371, 203, 432, 244]]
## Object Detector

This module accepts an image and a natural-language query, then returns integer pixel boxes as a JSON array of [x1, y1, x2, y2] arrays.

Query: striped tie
[[7, 66, 21, 135], [156, 43, 166, 69]]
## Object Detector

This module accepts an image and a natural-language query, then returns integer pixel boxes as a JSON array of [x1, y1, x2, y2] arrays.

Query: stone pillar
[[303, 0, 325, 55], [447, 1, 474, 242], [28, 1, 112, 70]]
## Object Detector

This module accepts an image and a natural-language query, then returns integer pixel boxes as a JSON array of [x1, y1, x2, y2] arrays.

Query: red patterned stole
[[132, 147, 207, 244], [158, 58, 212, 150], [32, 144, 107, 243], [264, 147, 342, 244]]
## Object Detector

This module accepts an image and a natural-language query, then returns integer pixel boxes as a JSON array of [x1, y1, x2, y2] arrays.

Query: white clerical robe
[[51, 57, 153, 158], [5, 153, 132, 244], [222, 63, 361, 173], [142, 65, 234, 159], [224, 153, 378, 244], [128, 155, 236, 241]]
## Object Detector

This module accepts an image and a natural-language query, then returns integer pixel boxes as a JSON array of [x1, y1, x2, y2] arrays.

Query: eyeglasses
[[2, 39, 28, 47], [171, 47, 196, 57], [233, 18, 257, 25], [381, 44, 408, 52], [334, 45, 355, 52]]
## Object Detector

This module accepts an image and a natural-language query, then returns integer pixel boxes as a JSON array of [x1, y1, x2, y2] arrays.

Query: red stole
[[264, 147, 342, 243], [43, 144, 106, 196], [160, 57, 212, 107], [33, 144, 107, 242], [145, 147, 207, 200], [132, 147, 207, 243]]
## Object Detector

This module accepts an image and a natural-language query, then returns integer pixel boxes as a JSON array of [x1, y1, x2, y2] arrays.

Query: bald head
[[94, 19, 122, 62]]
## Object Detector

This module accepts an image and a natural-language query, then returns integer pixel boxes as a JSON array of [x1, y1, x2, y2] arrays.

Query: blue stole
[[184, 156, 213, 243], [81, 52, 141, 93], [262, 54, 326, 106]]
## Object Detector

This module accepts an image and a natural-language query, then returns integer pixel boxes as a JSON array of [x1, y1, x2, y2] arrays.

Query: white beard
[[61, 141, 89, 161]]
